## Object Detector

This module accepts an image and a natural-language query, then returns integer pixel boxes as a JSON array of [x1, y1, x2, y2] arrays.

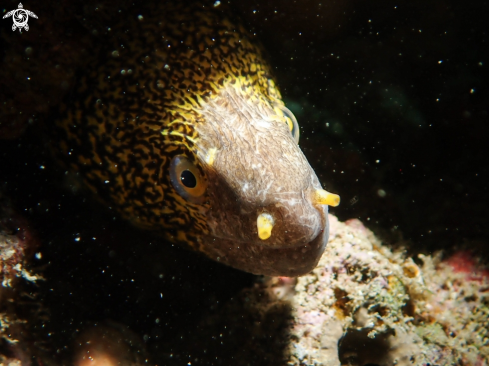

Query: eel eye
[[275, 104, 300, 144], [170, 155, 206, 202]]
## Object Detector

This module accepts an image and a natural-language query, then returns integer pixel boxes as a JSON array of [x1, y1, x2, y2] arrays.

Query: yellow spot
[[257, 213, 274, 240], [313, 189, 340, 207], [206, 147, 217, 166]]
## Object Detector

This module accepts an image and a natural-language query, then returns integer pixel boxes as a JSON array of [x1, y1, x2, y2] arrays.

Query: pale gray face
[[191, 83, 335, 277]]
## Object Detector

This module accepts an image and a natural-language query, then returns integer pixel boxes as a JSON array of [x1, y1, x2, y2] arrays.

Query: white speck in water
[[214, 1, 221, 7]]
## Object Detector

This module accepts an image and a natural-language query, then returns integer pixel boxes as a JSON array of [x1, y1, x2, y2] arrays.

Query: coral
[[0, 199, 41, 363], [0, 232, 39, 288], [417, 252, 489, 365]]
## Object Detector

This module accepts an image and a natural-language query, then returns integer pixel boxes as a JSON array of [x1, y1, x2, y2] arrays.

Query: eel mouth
[[201, 208, 330, 277]]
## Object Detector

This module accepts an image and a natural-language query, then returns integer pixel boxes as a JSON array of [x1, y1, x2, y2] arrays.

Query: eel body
[[53, 1, 339, 276]]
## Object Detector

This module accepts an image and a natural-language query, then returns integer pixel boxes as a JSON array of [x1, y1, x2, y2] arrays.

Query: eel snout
[[201, 185, 333, 276], [199, 170, 338, 276]]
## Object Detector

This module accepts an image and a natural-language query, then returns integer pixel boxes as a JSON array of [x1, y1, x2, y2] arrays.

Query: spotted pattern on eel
[[52, 1, 339, 276]]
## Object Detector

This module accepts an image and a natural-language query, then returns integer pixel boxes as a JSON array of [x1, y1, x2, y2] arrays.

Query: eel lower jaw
[[201, 211, 330, 277]]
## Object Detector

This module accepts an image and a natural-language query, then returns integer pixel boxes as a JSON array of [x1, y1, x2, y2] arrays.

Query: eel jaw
[[199, 206, 330, 277]]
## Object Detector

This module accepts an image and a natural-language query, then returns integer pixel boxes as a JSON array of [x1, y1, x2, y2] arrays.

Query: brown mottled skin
[[53, 1, 334, 276]]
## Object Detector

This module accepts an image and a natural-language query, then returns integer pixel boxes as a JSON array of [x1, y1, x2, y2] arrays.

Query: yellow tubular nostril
[[257, 213, 274, 240], [313, 189, 340, 207]]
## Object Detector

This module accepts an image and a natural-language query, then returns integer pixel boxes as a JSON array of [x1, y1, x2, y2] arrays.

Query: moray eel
[[53, 1, 339, 276]]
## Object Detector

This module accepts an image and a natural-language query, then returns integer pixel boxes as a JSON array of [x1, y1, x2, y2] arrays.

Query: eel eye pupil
[[170, 155, 207, 203], [180, 170, 197, 188]]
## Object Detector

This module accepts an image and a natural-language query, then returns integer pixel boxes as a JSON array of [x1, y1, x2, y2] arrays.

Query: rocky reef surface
[[0, 198, 41, 365]]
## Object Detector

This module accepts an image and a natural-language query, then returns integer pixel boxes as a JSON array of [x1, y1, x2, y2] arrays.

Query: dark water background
[[0, 0, 488, 364]]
